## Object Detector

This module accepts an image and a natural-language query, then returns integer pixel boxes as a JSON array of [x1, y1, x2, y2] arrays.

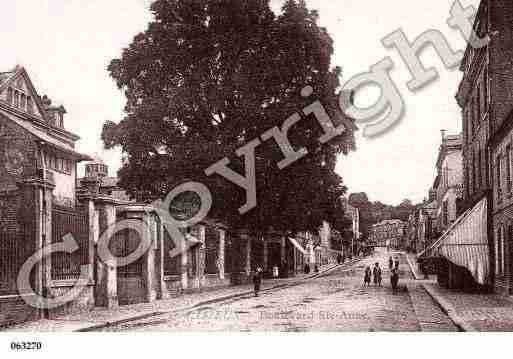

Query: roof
[[0, 70, 15, 86], [77, 176, 120, 188], [373, 219, 405, 227], [436, 133, 462, 169], [0, 108, 92, 161]]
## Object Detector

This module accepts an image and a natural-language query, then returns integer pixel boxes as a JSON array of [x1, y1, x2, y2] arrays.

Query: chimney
[[428, 188, 436, 202], [41, 95, 66, 129]]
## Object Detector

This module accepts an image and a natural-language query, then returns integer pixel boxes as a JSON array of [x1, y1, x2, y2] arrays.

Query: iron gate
[[0, 231, 26, 295], [51, 205, 90, 281]]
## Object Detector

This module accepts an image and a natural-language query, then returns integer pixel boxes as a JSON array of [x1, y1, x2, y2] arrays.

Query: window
[[465, 165, 470, 199], [476, 86, 481, 121], [20, 93, 26, 110], [27, 96, 33, 114], [477, 147, 482, 187], [473, 151, 477, 193], [497, 154, 503, 199], [496, 226, 505, 276], [467, 108, 472, 140], [7, 87, 13, 104], [507, 145, 512, 192], [442, 201, 449, 228], [484, 68, 488, 110], [13, 91, 19, 108]]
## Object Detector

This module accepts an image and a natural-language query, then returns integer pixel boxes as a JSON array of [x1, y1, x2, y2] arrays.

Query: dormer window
[[20, 93, 26, 110], [27, 96, 33, 114], [13, 91, 19, 108], [7, 87, 13, 104]]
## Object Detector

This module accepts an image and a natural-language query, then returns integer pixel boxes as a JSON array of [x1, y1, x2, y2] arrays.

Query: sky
[[0, 0, 479, 206]]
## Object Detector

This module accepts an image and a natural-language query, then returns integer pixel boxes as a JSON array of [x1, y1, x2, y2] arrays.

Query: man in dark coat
[[391, 268, 399, 294], [372, 262, 382, 287], [253, 266, 263, 297]]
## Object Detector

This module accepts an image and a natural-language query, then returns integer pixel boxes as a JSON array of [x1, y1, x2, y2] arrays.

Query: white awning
[[418, 197, 489, 285], [288, 237, 307, 255]]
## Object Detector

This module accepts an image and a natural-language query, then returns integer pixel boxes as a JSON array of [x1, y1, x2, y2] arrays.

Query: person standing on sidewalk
[[390, 268, 399, 294], [253, 266, 263, 297], [373, 263, 382, 287], [364, 266, 371, 287]]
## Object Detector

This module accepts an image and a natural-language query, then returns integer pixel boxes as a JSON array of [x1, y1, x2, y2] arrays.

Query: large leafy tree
[[103, 0, 355, 234]]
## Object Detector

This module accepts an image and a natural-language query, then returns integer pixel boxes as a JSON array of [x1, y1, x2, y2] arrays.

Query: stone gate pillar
[[19, 176, 54, 318], [197, 225, 206, 287], [143, 211, 156, 302], [218, 228, 225, 280], [95, 197, 119, 309], [156, 220, 167, 300]]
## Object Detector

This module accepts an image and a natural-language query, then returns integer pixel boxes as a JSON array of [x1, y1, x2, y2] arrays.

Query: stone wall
[[0, 112, 37, 192], [0, 296, 39, 328]]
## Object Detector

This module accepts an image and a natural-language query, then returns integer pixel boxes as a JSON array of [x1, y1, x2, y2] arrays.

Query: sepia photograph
[[0, 0, 512, 356]]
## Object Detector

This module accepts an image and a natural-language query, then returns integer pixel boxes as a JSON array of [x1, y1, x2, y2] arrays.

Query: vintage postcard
[[0, 0, 511, 353]]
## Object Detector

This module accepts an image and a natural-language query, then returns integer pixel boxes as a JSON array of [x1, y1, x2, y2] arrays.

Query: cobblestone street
[[100, 249, 456, 332]]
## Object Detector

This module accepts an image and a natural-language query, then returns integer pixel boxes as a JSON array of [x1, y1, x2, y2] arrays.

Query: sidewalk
[[405, 252, 436, 281], [3, 262, 345, 332], [423, 283, 513, 331]]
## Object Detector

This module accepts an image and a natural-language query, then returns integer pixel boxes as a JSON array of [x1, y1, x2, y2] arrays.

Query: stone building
[[416, 192, 438, 254], [0, 65, 93, 325], [370, 219, 406, 249], [433, 133, 463, 233], [456, 0, 513, 294]]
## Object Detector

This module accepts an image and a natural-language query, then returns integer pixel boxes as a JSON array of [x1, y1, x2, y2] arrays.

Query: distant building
[[370, 219, 406, 249], [433, 133, 463, 233]]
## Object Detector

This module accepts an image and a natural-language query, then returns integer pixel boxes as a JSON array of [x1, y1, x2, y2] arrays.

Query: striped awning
[[288, 237, 307, 255], [418, 197, 489, 285]]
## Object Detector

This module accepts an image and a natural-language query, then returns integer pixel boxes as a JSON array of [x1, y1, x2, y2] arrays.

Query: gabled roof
[[0, 108, 91, 161], [0, 66, 48, 122]]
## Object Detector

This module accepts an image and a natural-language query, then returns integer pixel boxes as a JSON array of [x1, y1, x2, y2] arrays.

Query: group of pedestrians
[[363, 256, 401, 294]]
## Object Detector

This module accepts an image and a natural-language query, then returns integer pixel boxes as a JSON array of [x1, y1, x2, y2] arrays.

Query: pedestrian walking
[[304, 262, 310, 274], [372, 262, 382, 287], [364, 266, 371, 287], [272, 265, 279, 279], [253, 266, 263, 297], [388, 256, 393, 270], [390, 268, 399, 294], [394, 257, 400, 271]]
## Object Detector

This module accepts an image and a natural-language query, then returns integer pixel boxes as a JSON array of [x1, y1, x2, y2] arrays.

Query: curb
[[77, 262, 348, 332], [421, 283, 476, 332], [405, 254, 422, 280]]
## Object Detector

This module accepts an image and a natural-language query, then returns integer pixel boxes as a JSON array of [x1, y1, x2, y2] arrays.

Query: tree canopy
[[103, 0, 355, 234]]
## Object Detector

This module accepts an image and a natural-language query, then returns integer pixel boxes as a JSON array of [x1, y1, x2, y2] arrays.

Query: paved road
[[101, 248, 457, 332]]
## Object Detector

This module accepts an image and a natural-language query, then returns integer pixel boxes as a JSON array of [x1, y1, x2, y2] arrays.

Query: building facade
[[370, 219, 406, 249], [433, 133, 463, 234], [456, 0, 513, 294], [0, 65, 93, 325]]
